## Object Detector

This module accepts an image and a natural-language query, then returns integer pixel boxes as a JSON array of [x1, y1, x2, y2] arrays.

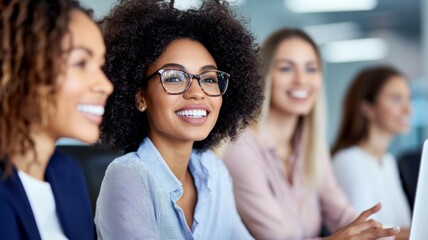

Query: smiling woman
[[94, 0, 263, 239], [222, 28, 401, 240], [0, 0, 113, 239], [139, 39, 223, 145], [332, 66, 412, 240], [52, 11, 113, 144]]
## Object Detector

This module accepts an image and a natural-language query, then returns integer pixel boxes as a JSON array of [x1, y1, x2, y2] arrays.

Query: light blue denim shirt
[[95, 138, 253, 240]]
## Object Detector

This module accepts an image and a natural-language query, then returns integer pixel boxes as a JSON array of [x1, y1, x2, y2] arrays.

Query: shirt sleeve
[[319, 154, 358, 233], [223, 135, 304, 240], [95, 161, 159, 240]]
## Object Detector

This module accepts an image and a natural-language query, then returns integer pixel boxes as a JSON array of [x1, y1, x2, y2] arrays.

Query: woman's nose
[[183, 77, 205, 100], [94, 70, 114, 96]]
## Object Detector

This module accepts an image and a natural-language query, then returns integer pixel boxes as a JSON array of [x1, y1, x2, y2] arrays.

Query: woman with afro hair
[[94, 0, 263, 239]]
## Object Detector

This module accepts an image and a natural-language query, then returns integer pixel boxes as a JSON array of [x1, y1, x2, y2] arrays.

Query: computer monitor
[[409, 139, 428, 240]]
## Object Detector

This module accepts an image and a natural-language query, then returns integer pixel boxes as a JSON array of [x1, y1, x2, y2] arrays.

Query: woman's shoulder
[[105, 151, 148, 174], [48, 151, 88, 181], [333, 146, 365, 162], [382, 152, 399, 169], [332, 146, 371, 172], [221, 129, 269, 175], [50, 150, 81, 169], [223, 129, 264, 155], [109, 151, 140, 165], [100, 151, 159, 195]]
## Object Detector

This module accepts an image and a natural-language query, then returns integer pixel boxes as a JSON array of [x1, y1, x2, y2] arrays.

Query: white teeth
[[176, 109, 207, 118], [289, 90, 309, 99], [77, 104, 105, 116]]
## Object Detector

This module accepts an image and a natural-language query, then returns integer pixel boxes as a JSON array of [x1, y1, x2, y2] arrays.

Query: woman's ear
[[135, 90, 147, 112], [360, 100, 375, 121]]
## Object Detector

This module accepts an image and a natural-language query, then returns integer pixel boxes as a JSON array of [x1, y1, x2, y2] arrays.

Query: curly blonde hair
[[0, 0, 86, 174]]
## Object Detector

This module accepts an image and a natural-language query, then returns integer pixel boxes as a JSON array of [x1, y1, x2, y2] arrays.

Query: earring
[[140, 106, 146, 111]]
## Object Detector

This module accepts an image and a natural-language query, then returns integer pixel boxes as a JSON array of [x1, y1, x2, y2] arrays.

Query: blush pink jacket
[[222, 129, 357, 240]]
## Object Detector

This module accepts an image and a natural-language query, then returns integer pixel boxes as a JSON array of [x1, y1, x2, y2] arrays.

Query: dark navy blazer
[[0, 150, 94, 240]]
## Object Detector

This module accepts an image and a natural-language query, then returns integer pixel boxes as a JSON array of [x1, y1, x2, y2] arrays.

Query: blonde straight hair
[[254, 28, 329, 190]]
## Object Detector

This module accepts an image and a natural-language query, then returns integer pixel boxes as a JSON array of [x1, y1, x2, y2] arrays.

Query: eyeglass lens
[[161, 69, 228, 96]]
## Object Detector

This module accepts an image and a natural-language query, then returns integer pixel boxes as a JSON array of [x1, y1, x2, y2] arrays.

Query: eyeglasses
[[145, 68, 230, 97]]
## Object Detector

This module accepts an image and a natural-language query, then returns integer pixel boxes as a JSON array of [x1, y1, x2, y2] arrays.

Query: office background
[[72, 0, 428, 157]]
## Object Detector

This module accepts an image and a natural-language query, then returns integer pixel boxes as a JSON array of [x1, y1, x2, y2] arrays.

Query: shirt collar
[[189, 150, 212, 191], [136, 138, 182, 194]]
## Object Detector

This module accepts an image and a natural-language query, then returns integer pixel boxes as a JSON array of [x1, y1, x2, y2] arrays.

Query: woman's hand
[[325, 203, 400, 240], [395, 227, 410, 240]]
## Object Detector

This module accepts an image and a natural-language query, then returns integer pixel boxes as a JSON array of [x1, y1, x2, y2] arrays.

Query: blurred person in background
[[0, 0, 113, 239], [222, 28, 400, 240], [332, 66, 412, 240]]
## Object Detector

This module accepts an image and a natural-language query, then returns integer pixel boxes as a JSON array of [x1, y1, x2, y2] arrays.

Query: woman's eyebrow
[[200, 65, 218, 71], [71, 46, 94, 56], [161, 63, 184, 69], [159, 63, 218, 72]]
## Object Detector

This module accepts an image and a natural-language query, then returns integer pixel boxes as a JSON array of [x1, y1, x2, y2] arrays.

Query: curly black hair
[[100, 0, 263, 153]]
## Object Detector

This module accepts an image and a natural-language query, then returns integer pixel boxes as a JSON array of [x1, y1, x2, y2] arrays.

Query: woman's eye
[[165, 76, 182, 82], [163, 70, 187, 83], [73, 60, 87, 69], [278, 66, 292, 72], [164, 74, 186, 83], [203, 78, 218, 84], [306, 67, 318, 73]]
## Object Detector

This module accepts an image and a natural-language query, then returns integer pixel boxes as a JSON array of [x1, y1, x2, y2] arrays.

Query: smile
[[288, 90, 309, 99], [175, 109, 207, 118], [77, 104, 105, 116]]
